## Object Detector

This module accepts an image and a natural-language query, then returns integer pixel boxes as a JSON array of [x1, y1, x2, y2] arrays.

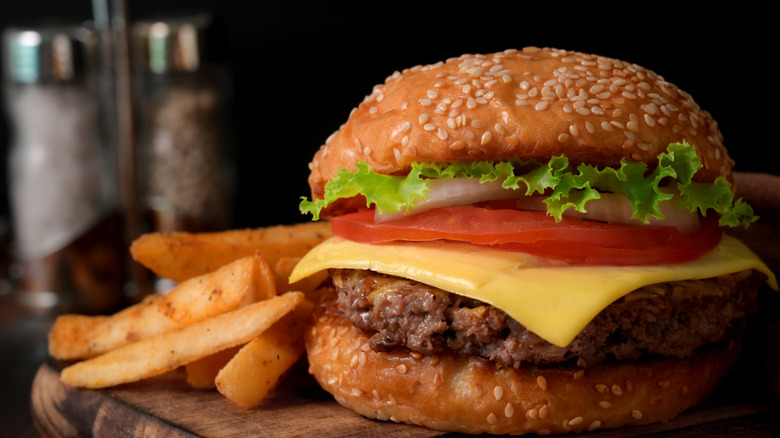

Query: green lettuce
[[299, 142, 757, 228]]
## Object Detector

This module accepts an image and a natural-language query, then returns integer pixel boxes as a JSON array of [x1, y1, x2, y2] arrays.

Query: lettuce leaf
[[299, 142, 757, 228]]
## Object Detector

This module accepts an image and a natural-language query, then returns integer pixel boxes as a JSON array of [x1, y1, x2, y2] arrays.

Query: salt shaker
[[132, 13, 234, 234], [2, 24, 125, 312]]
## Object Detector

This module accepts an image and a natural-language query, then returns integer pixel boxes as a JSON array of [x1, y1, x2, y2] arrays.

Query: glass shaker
[[133, 13, 234, 234], [2, 24, 126, 313]]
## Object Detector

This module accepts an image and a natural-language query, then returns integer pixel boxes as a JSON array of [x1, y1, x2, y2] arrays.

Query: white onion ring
[[375, 178, 701, 233]]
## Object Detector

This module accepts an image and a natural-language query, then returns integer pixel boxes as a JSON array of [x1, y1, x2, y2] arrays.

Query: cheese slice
[[290, 235, 777, 347]]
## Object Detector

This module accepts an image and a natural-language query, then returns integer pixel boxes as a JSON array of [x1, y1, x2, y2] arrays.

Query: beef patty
[[330, 268, 764, 368]]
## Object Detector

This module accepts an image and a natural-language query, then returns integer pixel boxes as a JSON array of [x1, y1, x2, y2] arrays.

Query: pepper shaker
[[132, 13, 234, 234]]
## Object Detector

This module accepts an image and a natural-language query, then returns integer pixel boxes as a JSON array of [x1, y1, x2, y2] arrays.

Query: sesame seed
[[538, 405, 549, 419], [423, 123, 436, 131], [493, 385, 504, 400], [419, 113, 429, 124], [487, 413, 498, 425], [595, 384, 609, 394], [611, 384, 623, 396], [427, 89, 438, 99], [534, 375, 548, 391], [535, 101, 550, 111], [395, 364, 407, 374], [449, 140, 466, 150], [481, 131, 493, 146], [632, 409, 643, 419], [399, 121, 411, 133], [588, 420, 602, 431], [599, 400, 611, 409], [505, 403, 515, 418], [569, 416, 584, 426]]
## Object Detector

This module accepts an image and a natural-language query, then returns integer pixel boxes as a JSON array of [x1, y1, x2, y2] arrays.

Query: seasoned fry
[[216, 299, 315, 408], [49, 254, 271, 361], [60, 292, 304, 389], [185, 346, 241, 389], [129, 221, 331, 283]]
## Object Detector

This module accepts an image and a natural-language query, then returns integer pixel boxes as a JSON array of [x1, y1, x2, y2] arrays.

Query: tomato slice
[[330, 206, 722, 266]]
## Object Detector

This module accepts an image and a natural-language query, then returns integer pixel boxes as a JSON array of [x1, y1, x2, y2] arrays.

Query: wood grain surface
[[31, 355, 780, 438]]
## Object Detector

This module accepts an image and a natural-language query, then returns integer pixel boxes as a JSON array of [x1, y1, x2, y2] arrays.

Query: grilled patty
[[330, 268, 763, 367]]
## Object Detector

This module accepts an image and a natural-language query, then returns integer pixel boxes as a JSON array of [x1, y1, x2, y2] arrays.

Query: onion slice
[[375, 177, 701, 233], [515, 193, 701, 233], [375, 178, 516, 222]]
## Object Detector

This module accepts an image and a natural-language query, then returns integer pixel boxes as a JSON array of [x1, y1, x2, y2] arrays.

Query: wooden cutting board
[[30, 356, 780, 438], [31, 359, 445, 438]]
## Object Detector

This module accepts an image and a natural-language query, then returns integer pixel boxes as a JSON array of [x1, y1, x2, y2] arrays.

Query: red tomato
[[330, 206, 722, 266]]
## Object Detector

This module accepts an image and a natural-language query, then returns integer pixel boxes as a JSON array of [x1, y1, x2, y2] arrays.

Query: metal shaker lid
[[2, 24, 96, 84], [132, 13, 218, 74]]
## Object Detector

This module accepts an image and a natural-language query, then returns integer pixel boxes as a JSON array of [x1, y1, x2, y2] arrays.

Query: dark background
[[0, 2, 775, 230]]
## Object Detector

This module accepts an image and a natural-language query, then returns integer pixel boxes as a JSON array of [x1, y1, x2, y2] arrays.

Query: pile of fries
[[47, 221, 331, 409]]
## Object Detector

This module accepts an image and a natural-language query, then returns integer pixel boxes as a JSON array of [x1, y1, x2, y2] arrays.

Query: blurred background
[[0, 1, 775, 312]]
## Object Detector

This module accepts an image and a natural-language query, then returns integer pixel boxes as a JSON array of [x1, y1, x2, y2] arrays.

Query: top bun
[[307, 47, 732, 204]]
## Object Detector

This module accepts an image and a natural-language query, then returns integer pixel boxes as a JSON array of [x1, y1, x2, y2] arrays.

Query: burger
[[289, 47, 778, 435]]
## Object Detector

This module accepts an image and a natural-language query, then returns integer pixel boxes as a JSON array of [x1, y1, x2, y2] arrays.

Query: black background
[[1, 2, 775, 230]]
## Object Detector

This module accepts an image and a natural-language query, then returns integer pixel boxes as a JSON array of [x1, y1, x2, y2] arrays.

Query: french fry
[[49, 254, 273, 361], [60, 292, 304, 389], [129, 221, 331, 283], [215, 298, 315, 408], [185, 346, 241, 389]]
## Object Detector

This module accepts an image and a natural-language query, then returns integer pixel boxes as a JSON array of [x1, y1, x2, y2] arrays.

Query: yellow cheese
[[290, 235, 777, 347]]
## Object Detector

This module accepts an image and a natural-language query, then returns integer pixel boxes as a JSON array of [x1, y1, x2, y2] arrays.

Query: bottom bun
[[305, 308, 742, 435]]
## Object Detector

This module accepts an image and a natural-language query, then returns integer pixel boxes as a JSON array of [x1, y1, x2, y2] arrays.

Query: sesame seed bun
[[300, 47, 753, 435], [306, 306, 742, 436], [307, 47, 733, 212]]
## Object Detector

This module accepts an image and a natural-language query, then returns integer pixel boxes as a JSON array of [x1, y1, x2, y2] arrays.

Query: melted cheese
[[290, 235, 777, 347]]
